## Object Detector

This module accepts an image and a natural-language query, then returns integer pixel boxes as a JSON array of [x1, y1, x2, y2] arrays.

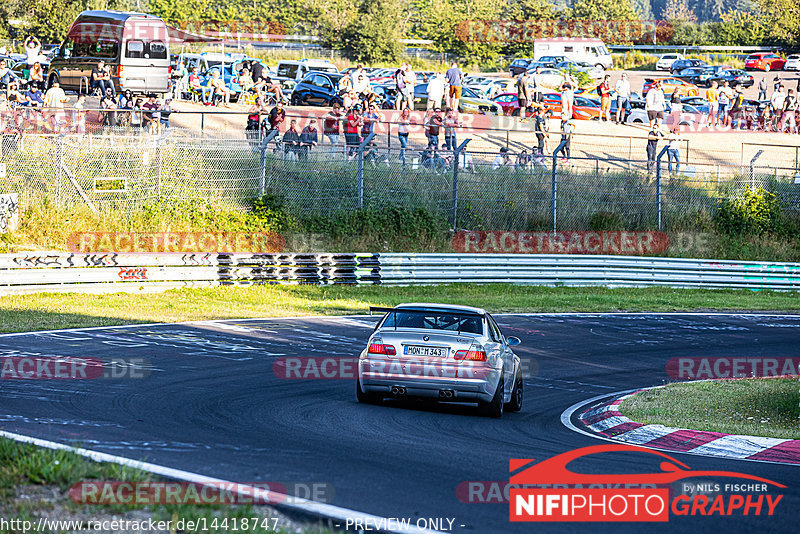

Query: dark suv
[[290, 72, 345, 106], [670, 58, 707, 74], [509, 58, 535, 76]]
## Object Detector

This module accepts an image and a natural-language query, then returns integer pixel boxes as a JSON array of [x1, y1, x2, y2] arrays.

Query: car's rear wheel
[[505, 372, 523, 413], [356, 377, 381, 405], [764, 64, 770, 72], [479, 372, 504, 418], [291, 93, 302, 106]]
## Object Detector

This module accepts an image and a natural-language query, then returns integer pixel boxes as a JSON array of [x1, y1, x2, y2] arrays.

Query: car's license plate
[[404, 345, 447, 357]]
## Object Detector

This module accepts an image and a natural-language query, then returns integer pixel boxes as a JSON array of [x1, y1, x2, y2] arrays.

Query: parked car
[[275, 59, 339, 84], [414, 83, 500, 114], [744, 52, 785, 71], [643, 77, 700, 97], [492, 92, 611, 120], [290, 72, 346, 106], [535, 55, 568, 68], [525, 67, 570, 90], [695, 65, 731, 87], [670, 58, 707, 74], [705, 68, 754, 88], [371, 83, 399, 109], [509, 58, 535, 76], [656, 53, 684, 71], [626, 101, 699, 127], [783, 54, 800, 71], [674, 67, 707, 85]]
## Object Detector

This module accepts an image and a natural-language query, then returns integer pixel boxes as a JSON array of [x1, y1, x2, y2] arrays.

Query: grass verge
[[1, 284, 800, 334], [0, 437, 333, 533], [620, 378, 799, 440]]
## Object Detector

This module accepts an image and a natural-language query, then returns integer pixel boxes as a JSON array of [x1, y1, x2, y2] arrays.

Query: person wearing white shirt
[[666, 126, 681, 174], [531, 66, 544, 103], [427, 73, 446, 111], [615, 73, 631, 123], [493, 147, 512, 169], [25, 36, 41, 67], [559, 82, 574, 121], [645, 81, 665, 129]]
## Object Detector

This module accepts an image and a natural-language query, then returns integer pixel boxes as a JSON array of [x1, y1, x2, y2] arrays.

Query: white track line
[[0, 430, 441, 534], [560, 389, 800, 467]]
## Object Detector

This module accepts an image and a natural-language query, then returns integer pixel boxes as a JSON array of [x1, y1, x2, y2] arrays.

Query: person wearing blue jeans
[[667, 126, 681, 174], [398, 108, 410, 165], [443, 107, 458, 150]]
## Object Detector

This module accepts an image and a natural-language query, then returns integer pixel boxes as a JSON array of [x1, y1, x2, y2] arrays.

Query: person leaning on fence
[[666, 125, 681, 175], [444, 108, 460, 150], [646, 126, 665, 174], [362, 103, 380, 139], [553, 119, 573, 162], [246, 96, 269, 148], [428, 107, 443, 149], [493, 147, 512, 169], [323, 103, 342, 153], [532, 105, 550, 154], [268, 100, 286, 132], [142, 94, 161, 132], [283, 120, 301, 160], [300, 119, 319, 161], [43, 81, 68, 132]]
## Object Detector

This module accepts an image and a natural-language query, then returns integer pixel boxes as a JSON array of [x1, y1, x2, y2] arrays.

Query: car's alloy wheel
[[764, 64, 770, 72]]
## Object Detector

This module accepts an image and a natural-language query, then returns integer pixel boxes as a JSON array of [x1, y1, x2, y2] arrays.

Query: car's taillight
[[117, 65, 124, 77], [368, 343, 396, 356], [454, 349, 487, 361]]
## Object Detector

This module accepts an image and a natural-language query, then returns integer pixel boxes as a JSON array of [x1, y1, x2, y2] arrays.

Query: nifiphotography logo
[[509, 444, 784, 522]]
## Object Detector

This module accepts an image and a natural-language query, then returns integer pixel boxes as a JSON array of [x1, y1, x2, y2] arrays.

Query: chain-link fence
[[1, 124, 799, 232]]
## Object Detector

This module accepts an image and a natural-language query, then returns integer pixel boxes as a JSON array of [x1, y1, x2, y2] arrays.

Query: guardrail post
[[452, 139, 470, 231], [259, 129, 279, 196], [551, 153, 557, 233], [656, 145, 668, 231], [357, 133, 376, 209], [749, 150, 764, 192]]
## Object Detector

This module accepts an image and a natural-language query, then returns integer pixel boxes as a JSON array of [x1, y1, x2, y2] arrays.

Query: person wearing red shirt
[[598, 75, 612, 122], [344, 105, 362, 159]]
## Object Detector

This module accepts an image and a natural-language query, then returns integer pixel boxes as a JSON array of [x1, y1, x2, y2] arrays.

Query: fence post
[[749, 150, 764, 192], [452, 139, 471, 231], [259, 129, 279, 196], [55, 135, 64, 207], [656, 145, 669, 231], [551, 154, 557, 233], [357, 133, 376, 209]]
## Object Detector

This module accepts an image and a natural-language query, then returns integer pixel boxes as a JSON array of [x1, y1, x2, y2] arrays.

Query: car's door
[[487, 314, 515, 397]]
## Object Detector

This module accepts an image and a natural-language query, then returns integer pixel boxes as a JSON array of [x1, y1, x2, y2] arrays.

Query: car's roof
[[394, 302, 487, 314]]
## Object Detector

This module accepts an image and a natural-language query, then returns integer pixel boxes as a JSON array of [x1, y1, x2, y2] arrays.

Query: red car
[[492, 92, 600, 120], [744, 52, 785, 71]]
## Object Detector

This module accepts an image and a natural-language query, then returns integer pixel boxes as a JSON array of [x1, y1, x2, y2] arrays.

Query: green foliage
[[341, 0, 407, 63], [588, 211, 626, 231], [715, 187, 784, 235], [569, 0, 639, 20]]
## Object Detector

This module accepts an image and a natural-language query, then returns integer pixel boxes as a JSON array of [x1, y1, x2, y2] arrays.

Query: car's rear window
[[381, 310, 483, 335]]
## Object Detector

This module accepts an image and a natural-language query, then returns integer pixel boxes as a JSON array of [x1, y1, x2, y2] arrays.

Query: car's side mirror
[[506, 336, 521, 346]]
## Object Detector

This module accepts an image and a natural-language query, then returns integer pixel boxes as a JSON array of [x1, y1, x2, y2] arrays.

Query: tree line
[[0, 0, 796, 61]]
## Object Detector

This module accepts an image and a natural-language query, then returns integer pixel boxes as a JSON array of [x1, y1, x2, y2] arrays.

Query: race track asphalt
[[0, 313, 797, 533]]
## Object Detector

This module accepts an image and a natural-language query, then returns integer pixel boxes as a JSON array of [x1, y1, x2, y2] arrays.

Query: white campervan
[[534, 38, 612, 70]]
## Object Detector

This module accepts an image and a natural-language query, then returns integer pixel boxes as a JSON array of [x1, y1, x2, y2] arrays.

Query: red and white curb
[[577, 386, 800, 465]]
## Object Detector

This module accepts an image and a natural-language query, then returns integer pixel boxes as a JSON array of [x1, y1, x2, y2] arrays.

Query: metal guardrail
[[2, 252, 800, 294]]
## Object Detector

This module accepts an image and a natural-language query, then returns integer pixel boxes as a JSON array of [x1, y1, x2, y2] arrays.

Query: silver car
[[356, 303, 522, 417]]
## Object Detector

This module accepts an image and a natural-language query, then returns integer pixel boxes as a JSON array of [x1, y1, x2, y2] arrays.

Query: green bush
[[589, 211, 626, 231], [715, 187, 784, 236]]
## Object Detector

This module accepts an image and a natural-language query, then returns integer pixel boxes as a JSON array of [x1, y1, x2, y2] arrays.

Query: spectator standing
[[771, 85, 786, 121], [553, 119, 573, 162], [427, 73, 445, 111], [394, 63, 411, 110], [516, 72, 531, 114], [428, 107, 443, 149], [43, 81, 68, 132], [531, 66, 544, 103], [268, 101, 286, 132], [669, 88, 681, 126], [533, 105, 549, 154], [646, 127, 665, 174], [560, 82, 574, 121], [757, 77, 768, 101], [246, 96, 269, 148], [72, 94, 87, 134], [645, 80, 665, 129], [173, 60, 188, 100], [300, 119, 319, 160], [718, 81, 733, 126], [773, 74, 782, 93], [598, 74, 612, 122], [780, 89, 797, 133], [397, 107, 410, 165], [283, 120, 301, 160], [666, 125, 681, 174], [323, 103, 342, 152], [445, 62, 463, 111], [443, 108, 460, 150], [614, 73, 631, 124], [24, 36, 41, 67], [730, 86, 744, 129], [362, 103, 380, 139], [705, 81, 719, 127], [344, 105, 362, 159]]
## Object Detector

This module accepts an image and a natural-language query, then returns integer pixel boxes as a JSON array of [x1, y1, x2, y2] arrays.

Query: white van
[[534, 38, 612, 70], [48, 10, 170, 94]]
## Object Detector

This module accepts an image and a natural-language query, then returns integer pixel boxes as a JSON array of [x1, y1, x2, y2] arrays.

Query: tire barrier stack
[[1, 252, 799, 294]]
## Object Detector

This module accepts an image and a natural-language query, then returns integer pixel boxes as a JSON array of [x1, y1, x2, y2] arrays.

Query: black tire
[[511, 108, 520, 117], [356, 377, 381, 404], [505, 372, 523, 413], [291, 93, 303, 106], [479, 372, 504, 418], [764, 64, 771, 72]]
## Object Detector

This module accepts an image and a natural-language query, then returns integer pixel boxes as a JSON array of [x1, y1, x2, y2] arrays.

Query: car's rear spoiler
[[368, 306, 484, 317]]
